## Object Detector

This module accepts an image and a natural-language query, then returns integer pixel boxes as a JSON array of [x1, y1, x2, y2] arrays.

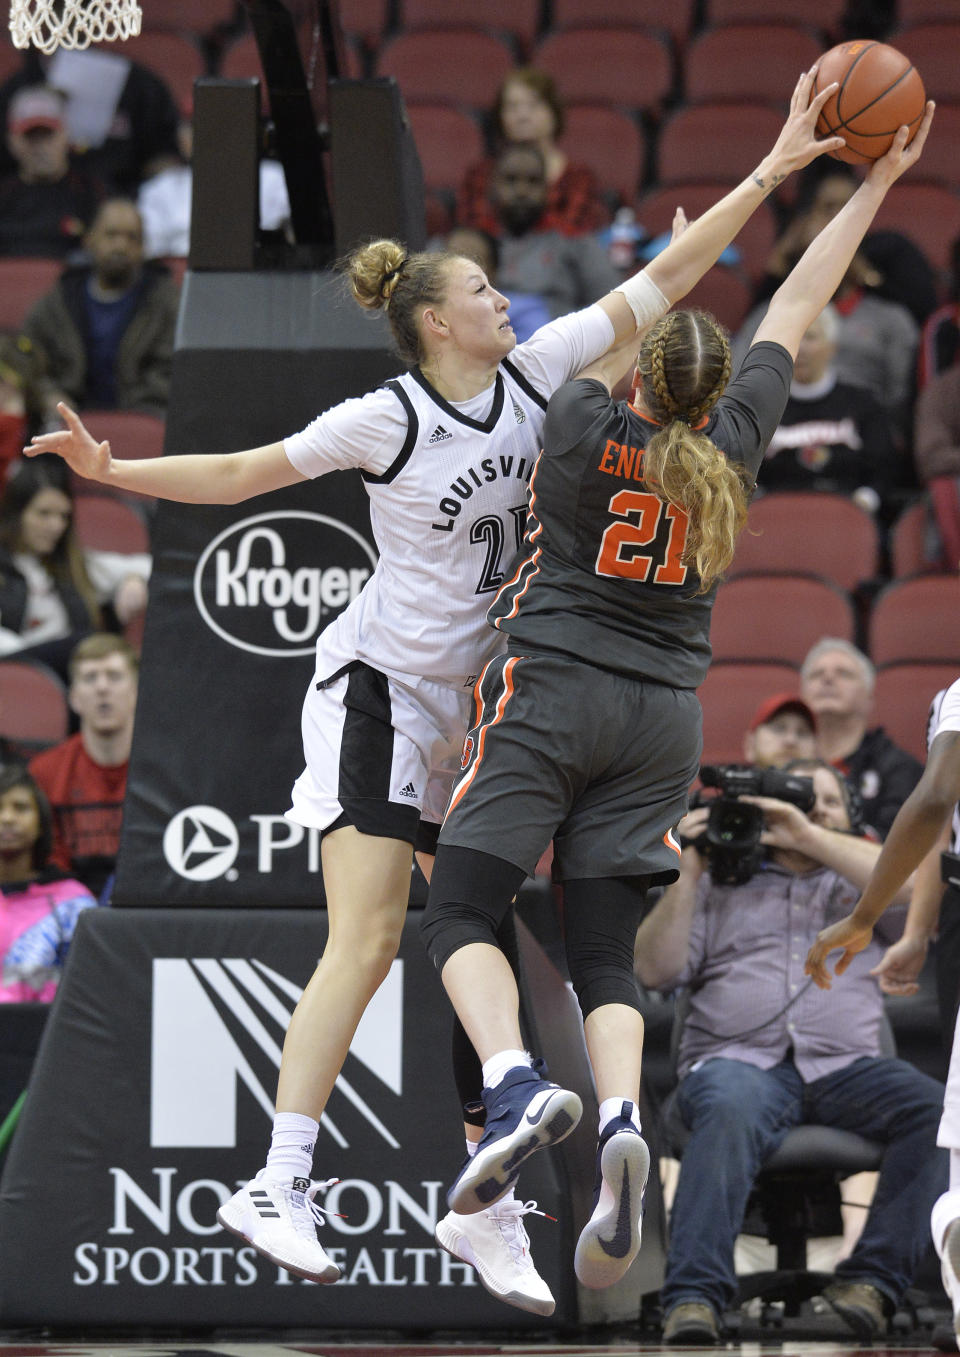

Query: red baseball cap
[[749, 692, 817, 732]]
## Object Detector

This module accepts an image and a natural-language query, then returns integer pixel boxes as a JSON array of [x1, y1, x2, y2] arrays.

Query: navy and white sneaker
[[574, 1102, 649, 1289], [217, 1169, 342, 1283], [447, 1062, 582, 1215]]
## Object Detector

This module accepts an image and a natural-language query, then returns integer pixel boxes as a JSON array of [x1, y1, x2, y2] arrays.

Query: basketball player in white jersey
[[28, 68, 844, 1312], [806, 675, 960, 1336]]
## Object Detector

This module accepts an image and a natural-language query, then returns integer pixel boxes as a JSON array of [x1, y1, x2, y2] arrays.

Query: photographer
[[636, 759, 946, 1346]]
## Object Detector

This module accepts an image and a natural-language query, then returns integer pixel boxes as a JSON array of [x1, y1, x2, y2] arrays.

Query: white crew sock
[[598, 1097, 641, 1135], [261, 1111, 320, 1183], [482, 1048, 533, 1090]]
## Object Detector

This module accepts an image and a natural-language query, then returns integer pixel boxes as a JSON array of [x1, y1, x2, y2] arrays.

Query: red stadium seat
[[871, 184, 960, 280], [711, 573, 856, 665], [908, 102, 960, 193], [398, 0, 541, 57], [80, 411, 166, 461], [374, 30, 515, 107], [682, 23, 822, 106], [729, 492, 880, 594], [550, 0, 696, 47], [73, 494, 151, 555], [868, 575, 960, 666], [636, 183, 777, 282], [698, 661, 801, 765], [655, 104, 787, 186], [895, 22, 960, 103], [140, 0, 238, 35], [0, 659, 69, 752], [873, 662, 959, 762], [532, 28, 675, 116], [337, 0, 391, 50], [560, 105, 647, 208], [680, 265, 753, 333], [0, 257, 63, 331], [890, 497, 945, 578], [110, 31, 207, 110], [704, 0, 845, 36], [405, 104, 485, 196], [897, 0, 960, 21]]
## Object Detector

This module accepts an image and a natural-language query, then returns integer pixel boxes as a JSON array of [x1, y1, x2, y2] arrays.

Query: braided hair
[[635, 309, 751, 593]]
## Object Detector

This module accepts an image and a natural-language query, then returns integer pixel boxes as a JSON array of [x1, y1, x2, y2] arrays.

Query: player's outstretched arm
[[26, 402, 308, 504], [599, 66, 845, 342]]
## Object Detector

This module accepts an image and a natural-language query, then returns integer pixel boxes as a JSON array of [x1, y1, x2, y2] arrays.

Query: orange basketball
[[813, 40, 926, 164]]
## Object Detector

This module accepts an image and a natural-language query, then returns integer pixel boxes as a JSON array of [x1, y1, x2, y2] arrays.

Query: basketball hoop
[[9, 0, 142, 53]]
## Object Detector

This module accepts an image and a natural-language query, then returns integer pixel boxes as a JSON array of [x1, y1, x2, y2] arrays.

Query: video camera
[[691, 764, 817, 886]]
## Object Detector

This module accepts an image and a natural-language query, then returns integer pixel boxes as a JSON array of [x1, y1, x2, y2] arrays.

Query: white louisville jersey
[[284, 306, 617, 690], [928, 679, 960, 853]]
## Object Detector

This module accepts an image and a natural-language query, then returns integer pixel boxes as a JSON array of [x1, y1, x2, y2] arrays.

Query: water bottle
[[608, 206, 638, 271]]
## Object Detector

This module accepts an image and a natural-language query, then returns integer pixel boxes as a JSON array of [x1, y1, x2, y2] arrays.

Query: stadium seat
[[398, 0, 542, 57], [112, 31, 208, 110], [730, 492, 881, 594], [550, 0, 696, 47], [908, 102, 960, 192], [682, 23, 822, 106], [698, 661, 801, 765], [532, 28, 675, 116], [636, 183, 777, 282], [140, 0, 238, 35], [337, 0, 391, 52], [711, 573, 856, 665], [869, 575, 960, 666], [890, 497, 945, 577], [73, 494, 151, 555], [874, 662, 959, 763], [0, 659, 69, 753], [654, 104, 786, 186], [405, 104, 485, 197], [871, 184, 960, 280], [0, 257, 63, 332], [704, 0, 845, 36], [897, 0, 960, 21], [79, 411, 166, 461], [895, 22, 960, 103], [560, 105, 647, 208], [374, 29, 515, 107], [679, 265, 753, 333]]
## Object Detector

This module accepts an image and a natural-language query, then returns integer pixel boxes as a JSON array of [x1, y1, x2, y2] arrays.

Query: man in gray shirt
[[635, 759, 946, 1346]]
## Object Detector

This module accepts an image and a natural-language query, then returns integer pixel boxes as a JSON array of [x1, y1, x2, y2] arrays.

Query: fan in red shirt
[[29, 632, 138, 900]]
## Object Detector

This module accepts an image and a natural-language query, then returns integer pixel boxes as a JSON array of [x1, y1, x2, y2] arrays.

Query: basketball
[[813, 40, 926, 164]]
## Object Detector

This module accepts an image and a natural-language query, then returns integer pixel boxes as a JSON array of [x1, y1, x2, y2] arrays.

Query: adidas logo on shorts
[[428, 424, 453, 443], [398, 782, 418, 799]]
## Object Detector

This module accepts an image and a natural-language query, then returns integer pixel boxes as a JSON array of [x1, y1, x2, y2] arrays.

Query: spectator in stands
[[478, 144, 619, 330], [456, 67, 608, 239], [137, 100, 291, 259], [743, 691, 818, 769], [0, 333, 52, 483], [636, 758, 946, 1345], [22, 197, 178, 417], [0, 454, 149, 679], [0, 85, 107, 259], [914, 358, 960, 570], [917, 234, 960, 393], [0, 48, 180, 195], [800, 638, 923, 839], [29, 632, 138, 901], [759, 303, 905, 521], [0, 764, 97, 1000]]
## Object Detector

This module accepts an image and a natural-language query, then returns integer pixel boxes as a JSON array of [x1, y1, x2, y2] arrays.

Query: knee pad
[[419, 844, 525, 972]]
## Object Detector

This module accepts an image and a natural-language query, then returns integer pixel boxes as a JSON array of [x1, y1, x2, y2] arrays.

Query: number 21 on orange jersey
[[595, 489, 689, 585]]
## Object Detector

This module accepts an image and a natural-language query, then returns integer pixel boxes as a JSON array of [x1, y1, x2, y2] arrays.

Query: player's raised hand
[[866, 100, 935, 188], [768, 66, 846, 175], [25, 402, 112, 483]]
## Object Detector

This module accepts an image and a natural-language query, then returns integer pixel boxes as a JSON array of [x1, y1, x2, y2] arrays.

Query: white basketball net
[[8, 0, 143, 53]]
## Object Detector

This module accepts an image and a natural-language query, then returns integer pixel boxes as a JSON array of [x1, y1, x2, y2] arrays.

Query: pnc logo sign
[[150, 957, 404, 1149], [193, 510, 377, 657], [163, 806, 240, 881]]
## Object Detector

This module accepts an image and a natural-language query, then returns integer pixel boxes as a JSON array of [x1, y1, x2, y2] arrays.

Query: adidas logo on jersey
[[398, 782, 419, 799], [512, 400, 526, 425], [428, 424, 453, 443]]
